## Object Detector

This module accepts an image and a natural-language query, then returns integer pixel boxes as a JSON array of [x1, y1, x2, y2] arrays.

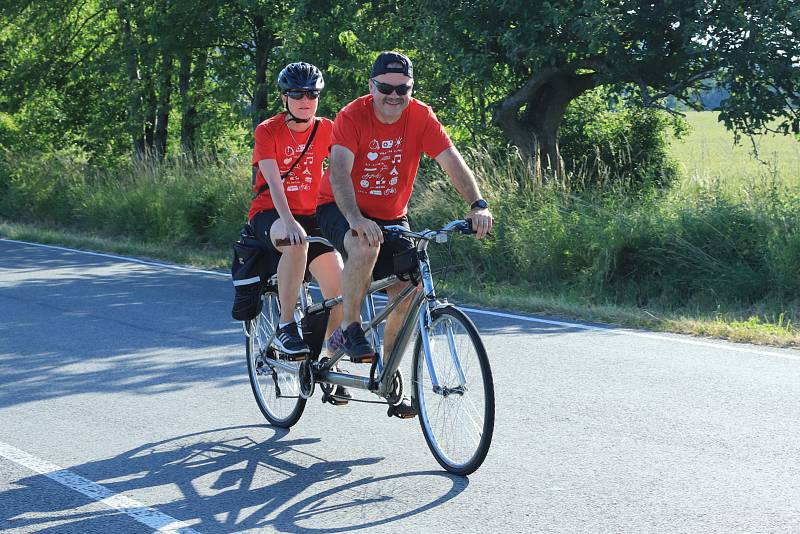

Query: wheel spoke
[[246, 291, 306, 427], [414, 307, 494, 475]]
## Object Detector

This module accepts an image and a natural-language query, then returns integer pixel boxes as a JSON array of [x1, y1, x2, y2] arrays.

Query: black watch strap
[[470, 198, 488, 210]]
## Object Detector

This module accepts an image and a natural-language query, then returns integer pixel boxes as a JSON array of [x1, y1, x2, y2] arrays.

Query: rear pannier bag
[[231, 223, 272, 321]]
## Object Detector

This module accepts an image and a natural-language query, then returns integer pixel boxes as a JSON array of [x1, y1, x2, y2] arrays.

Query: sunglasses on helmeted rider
[[284, 90, 321, 100], [371, 78, 413, 96]]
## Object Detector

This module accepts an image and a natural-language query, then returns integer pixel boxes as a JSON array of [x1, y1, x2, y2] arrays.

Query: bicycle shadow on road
[[1, 424, 468, 533]]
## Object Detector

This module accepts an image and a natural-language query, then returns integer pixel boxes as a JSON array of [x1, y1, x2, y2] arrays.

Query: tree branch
[[649, 69, 718, 101], [54, 30, 115, 87], [495, 58, 608, 121], [60, 7, 109, 56]]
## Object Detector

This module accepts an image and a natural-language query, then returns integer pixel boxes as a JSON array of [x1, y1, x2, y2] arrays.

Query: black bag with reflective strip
[[230, 223, 275, 321]]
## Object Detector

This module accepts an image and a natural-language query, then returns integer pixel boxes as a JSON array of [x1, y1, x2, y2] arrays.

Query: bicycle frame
[[265, 220, 471, 401]]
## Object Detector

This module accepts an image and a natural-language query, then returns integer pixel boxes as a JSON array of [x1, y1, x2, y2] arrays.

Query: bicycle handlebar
[[273, 219, 477, 248], [274, 236, 332, 247]]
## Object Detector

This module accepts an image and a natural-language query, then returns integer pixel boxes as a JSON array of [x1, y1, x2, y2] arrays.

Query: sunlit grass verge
[[434, 275, 799, 348], [411, 145, 799, 348]]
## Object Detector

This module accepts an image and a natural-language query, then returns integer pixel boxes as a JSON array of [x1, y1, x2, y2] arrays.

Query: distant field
[[669, 111, 800, 190]]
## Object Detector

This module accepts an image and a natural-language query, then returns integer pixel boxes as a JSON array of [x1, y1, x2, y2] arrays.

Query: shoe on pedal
[[329, 385, 351, 406], [387, 398, 417, 419], [273, 322, 309, 359], [328, 322, 375, 363]]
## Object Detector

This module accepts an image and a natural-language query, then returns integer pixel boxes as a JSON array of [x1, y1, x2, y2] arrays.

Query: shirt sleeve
[[330, 110, 360, 155], [253, 122, 277, 165], [421, 107, 453, 159]]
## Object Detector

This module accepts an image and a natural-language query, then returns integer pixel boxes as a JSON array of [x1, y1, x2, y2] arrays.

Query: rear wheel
[[246, 290, 306, 427], [412, 306, 494, 475]]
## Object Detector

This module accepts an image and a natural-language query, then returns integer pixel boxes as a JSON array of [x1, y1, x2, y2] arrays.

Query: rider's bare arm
[[434, 146, 493, 238], [258, 159, 305, 244], [259, 159, 292, 220], [328, 145, 360, 221], [329, 144, 382, 245]]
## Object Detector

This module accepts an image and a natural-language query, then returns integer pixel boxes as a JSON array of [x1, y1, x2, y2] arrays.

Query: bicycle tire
[[412, 306, 495, 475], [246, 290, 306, 427]]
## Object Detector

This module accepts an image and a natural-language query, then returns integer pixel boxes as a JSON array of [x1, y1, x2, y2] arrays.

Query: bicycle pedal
[[278, 352, 310, 362], [328, 395, 350, 406], [387, 403, 418, 419], [349, 352, 376, 364]]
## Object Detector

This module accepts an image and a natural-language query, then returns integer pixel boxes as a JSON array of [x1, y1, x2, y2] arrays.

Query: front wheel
[[412, 306, 495, 476], [246, 290, 306, 427]]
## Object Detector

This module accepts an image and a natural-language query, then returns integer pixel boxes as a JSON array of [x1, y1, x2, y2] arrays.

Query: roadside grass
[[2, 219, 797, 348]]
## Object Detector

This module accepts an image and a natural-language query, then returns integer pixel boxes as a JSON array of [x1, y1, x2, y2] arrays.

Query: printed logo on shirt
[[356, 136, 404, 197], [282, 143, 315, 189]]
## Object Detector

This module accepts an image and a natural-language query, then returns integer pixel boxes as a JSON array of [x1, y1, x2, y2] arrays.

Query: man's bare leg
[[340, 233, 378, 328]]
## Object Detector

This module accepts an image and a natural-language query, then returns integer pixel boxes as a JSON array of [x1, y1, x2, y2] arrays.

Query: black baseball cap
[[371, 51, 413, 79]]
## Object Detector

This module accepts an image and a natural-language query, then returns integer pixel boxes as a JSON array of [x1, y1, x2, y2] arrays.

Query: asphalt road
[[1, 238, 799, 533]]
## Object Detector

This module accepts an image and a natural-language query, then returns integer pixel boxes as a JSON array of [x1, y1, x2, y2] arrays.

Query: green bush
[[0, 147, 91, 223], [0, 149, 251, 247], [559, 89, 686, 191]]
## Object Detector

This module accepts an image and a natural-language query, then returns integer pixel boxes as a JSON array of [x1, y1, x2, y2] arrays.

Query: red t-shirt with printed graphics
[[249, 113, 334, 219], [316, 95, 453, 220]]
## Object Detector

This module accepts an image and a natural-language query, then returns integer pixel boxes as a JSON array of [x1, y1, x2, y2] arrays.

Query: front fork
[[415, 249, 468, 392]]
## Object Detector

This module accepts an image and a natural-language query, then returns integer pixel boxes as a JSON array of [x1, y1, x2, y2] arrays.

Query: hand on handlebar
[[348, 215, 384, 247], [467, 208, 493, 239]]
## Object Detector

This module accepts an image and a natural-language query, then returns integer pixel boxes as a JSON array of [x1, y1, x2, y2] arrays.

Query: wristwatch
[[470, 198, 488, 210]]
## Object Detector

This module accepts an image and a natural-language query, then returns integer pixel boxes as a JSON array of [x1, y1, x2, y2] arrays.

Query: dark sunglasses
[[285, 90, 321, 100], [371, 78, 413, 96]]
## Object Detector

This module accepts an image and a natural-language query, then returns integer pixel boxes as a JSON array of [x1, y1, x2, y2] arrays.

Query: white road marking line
[[3, 238, 798, 360], [0, 238, 221, 276], [457, 308, 800, 361], [0, 441, 201, 534]]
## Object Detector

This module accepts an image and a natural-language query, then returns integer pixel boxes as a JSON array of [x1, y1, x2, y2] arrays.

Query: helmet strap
[[283, 97, 311, 123]]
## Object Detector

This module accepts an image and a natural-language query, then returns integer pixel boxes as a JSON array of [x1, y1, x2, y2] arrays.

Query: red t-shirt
[[249, 113, 334, 219], [317, 95, 453, 220]]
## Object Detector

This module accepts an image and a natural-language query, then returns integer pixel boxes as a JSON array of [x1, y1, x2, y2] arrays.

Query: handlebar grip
[[463, 218, 477, 234]]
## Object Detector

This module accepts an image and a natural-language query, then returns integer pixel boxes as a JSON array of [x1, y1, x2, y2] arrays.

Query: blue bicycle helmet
[[277, 62, 325, 93]]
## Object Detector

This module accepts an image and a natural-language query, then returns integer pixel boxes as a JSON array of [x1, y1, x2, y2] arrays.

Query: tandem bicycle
[[243, 219, 495, 476]]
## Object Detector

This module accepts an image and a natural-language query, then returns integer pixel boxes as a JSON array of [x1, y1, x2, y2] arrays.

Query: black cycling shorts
[[250, 209, 336, 269], [316, 202, 414, 281]]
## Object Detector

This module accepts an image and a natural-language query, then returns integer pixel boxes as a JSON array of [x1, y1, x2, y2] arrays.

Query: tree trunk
[[179, 48, 207, 157], [251, 15, 275, 131], [493, 66, 598, 181], [118, 5, 145, 159], [143, 70, 156, 155], [155, 52, 173, 160]]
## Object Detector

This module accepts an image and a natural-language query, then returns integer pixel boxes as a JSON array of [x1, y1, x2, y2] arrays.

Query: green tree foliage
[[419, 0, 800, 176], [1, 0, 797, 173]]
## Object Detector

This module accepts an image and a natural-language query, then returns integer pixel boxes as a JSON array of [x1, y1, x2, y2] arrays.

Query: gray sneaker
[[273, 322, 309, 358], [328, 322, 375, 363]]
